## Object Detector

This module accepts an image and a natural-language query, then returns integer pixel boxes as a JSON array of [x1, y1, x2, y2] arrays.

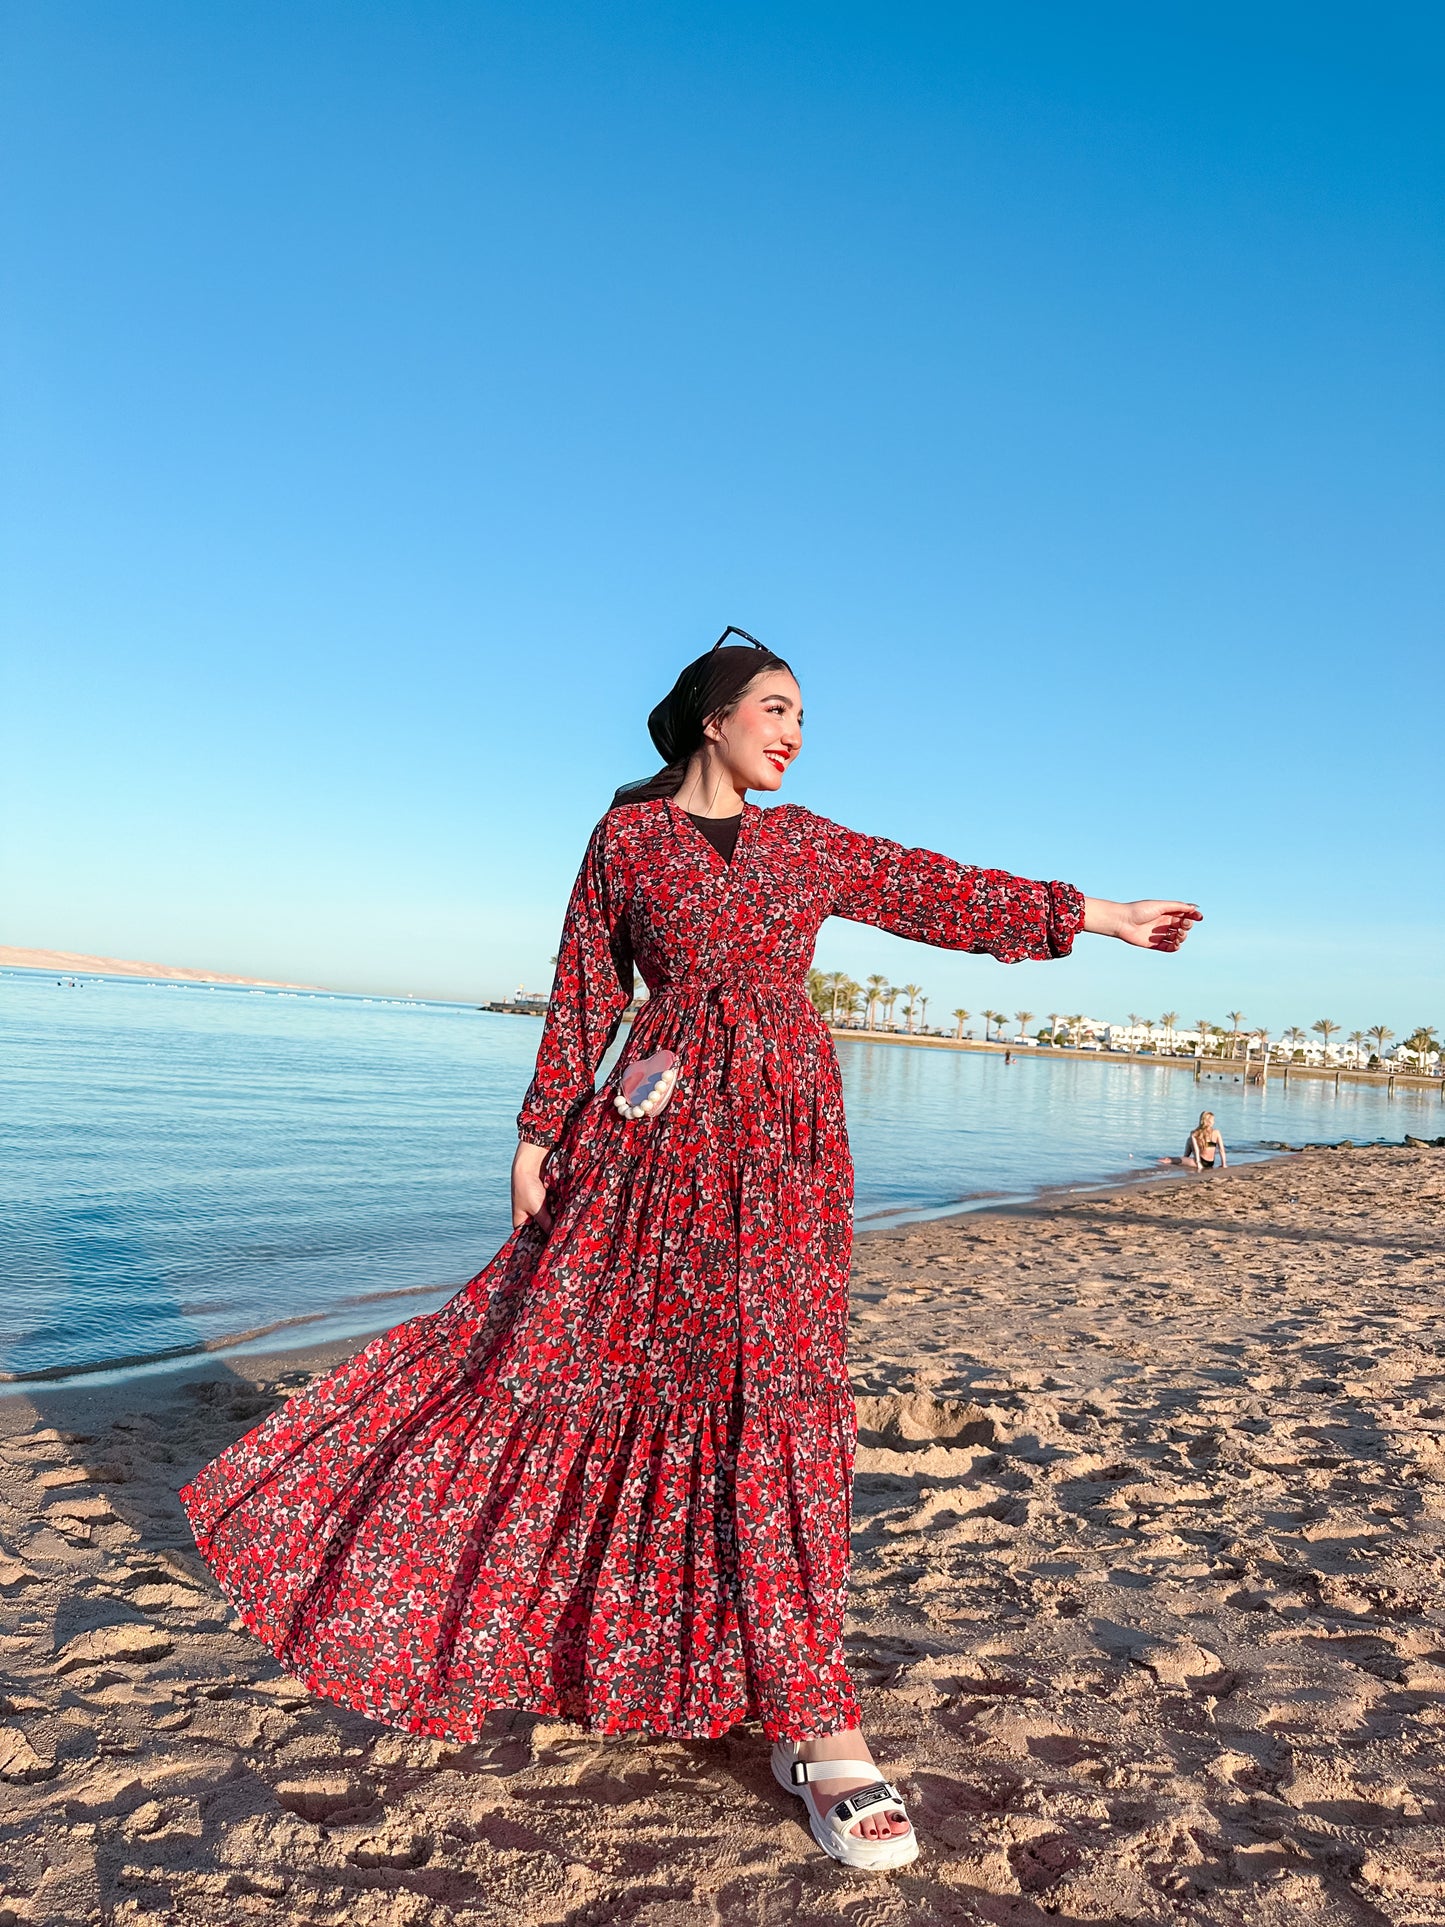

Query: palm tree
[[1015, 1010, 1034, 1040], [1066, 1013, 1085, 1048], [1404, 1025, 1439, 1066], [864, 974, 888, 1031], [881, 986, 899, 1032], [917, 994, 929, 1033], [1194, 1017, 1212, 1056], [1160, 1010, 1179, 1053], [1367, 1023, 1394, 1062], [821, 970, 847, 1026], [1284, 1025, 1307, 1057], [951, 1007, 970, 1040], [900, 983, 922, 1034], [1311, 1018, 1340, 1061], [806, 968, 830, 1020], [1140, 1018, 1156, 1051], [1225, 1011, 1245, 1058], [1347, 1029, 1366, 1067], [1047, 1011, 1061, 1048]]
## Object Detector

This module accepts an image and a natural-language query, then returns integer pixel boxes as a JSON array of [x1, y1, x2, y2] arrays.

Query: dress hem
[[189, 1516, 858, 1744]]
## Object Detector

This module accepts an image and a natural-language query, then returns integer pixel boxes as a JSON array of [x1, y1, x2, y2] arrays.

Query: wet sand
[[2, 1147, 1442, 1924]]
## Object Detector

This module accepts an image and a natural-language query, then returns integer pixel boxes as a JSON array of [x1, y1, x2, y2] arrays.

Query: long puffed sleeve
[[516, 818, 635, 1148], [816, 813, 1084, 962]]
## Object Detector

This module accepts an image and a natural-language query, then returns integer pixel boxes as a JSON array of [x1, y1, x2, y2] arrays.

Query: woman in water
[[1186, 1110, 1227, 1169], [182, 633, 1199, 1872]]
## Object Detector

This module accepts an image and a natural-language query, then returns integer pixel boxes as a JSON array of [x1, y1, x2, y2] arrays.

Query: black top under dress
[[684, 811, 742, 863]]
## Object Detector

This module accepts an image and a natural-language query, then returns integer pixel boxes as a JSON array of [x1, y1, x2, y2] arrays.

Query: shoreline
[[829, 1024, 1444, 1092], [852, 1138, 1268, 1237], [0, 1148, 1309, 1397], [6, 1132, 1416, 1397], [1, 1146, 1441, 1921]]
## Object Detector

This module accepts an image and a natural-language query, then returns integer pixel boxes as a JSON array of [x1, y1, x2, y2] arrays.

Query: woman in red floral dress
[[182, 634, 1199, 1871]]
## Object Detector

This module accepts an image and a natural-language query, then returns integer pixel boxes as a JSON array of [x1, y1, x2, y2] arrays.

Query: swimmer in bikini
[[1184, 1110, 1226, 1169], [1159, 1110, 1228, 1170]]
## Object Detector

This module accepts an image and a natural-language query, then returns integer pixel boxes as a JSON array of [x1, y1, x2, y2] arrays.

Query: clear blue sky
[[3, 2, 1441, 1039]]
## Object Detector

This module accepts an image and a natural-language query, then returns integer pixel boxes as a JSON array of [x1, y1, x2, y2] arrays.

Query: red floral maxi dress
[[182, 800, 1084, 1742]]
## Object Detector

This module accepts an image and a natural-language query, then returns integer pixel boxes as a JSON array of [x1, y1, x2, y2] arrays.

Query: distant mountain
[[0, 946, 314, 989]]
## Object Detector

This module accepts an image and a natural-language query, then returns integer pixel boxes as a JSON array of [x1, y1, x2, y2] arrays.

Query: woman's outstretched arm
[[1082, 898, 1201, 953], [815, 812, 1200, 963], [819, 816, 1084, 961]]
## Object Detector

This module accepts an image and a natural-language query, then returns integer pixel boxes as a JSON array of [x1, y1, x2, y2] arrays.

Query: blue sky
[[3, 2, 1442, 1038]]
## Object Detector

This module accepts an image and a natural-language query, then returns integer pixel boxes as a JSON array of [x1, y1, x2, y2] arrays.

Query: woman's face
[[708, 671, 804, 793]]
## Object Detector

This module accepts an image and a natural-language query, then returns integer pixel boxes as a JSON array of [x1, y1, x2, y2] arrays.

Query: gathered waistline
[[648, 974, 802, 1002]]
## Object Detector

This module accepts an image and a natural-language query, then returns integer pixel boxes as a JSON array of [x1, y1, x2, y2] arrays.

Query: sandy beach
[[0, 950, 312, 991], [2, 1146, 1442, 1925]]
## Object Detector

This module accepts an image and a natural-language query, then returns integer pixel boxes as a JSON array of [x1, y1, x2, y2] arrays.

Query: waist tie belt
[[649, 974, 801, 1101], [657, 973, 799, 1026]]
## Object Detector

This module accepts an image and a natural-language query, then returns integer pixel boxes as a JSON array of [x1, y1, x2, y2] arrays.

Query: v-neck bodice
[[518, 798, 1086, 1160], [682, 809, 742, 864], [664, 794, 756, 870]]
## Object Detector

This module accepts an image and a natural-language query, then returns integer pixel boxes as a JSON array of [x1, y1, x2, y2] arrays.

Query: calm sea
[[3, 972, 1437, 1384]]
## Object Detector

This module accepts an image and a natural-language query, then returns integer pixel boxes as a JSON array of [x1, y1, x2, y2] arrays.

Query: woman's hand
[[511, 1140, 553, 1234], [1083, 898, 1201, 952]]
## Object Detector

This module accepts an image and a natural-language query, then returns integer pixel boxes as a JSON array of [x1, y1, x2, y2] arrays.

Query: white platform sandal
[[771, 1740, 920, 1871]]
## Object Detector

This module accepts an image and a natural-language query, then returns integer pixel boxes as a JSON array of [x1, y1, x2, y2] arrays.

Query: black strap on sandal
[[830, 1780, 902, 1822]]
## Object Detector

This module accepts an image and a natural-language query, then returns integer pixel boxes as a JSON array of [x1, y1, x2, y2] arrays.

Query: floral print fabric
[[182, 800, 1083, 1742]]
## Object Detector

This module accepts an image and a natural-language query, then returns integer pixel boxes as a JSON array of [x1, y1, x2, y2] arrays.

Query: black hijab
[[609, 628, 793, 810]]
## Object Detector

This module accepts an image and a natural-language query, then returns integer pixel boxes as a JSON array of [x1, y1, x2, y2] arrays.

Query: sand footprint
[[53, 1624, 175, 1674]]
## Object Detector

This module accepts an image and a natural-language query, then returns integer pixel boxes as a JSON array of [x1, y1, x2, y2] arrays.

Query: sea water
[[2, 972, 1436, 1382]]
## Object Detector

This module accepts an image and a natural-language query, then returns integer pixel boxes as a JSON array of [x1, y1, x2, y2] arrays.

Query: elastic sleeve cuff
[[516, 1122, 558, 1150], [1047, 882, 1087, 957]]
